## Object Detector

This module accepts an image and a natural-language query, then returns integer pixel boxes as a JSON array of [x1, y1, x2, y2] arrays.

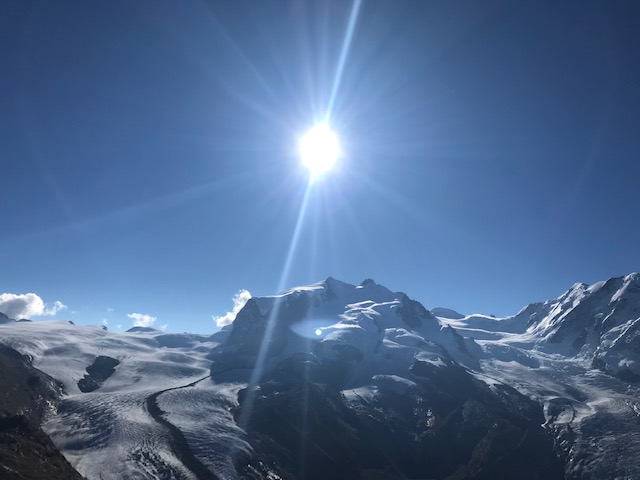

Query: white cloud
[[0, 293, 67, 319], [102, 319, 108, 326], [160, 324, 168, 332], [127, 312, 157, 327], [45, 300, 67, 316], [106, 307, 114, 313], [213, 289, 251, 327]]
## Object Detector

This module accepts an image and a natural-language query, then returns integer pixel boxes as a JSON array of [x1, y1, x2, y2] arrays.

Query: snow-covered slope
[[0, 321, 226, 479], [430, 307, 465, 319], [210, 277, 482, 387], [442, 273, 640, 379]]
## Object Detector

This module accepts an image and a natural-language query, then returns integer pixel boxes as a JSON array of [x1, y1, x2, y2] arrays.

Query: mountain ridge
[[441, 272, 640, 380], [2, 273, 640, 478]]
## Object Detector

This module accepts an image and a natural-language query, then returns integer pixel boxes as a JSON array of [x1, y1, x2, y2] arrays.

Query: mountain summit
[[210, 277, 480, 386]]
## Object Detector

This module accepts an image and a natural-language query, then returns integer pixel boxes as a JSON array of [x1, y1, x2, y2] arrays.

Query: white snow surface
[[0, 320, 229, 479], [440, 273, 640, 371], [220, 277, 480, 387]]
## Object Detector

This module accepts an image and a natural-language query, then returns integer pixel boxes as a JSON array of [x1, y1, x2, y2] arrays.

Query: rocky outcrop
[[77, 356, 120, 393], [234, 353, 564, 480], [0, 345, 83, 479]]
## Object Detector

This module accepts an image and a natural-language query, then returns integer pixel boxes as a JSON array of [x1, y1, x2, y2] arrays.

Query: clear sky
[[2, 1, 639, 333]]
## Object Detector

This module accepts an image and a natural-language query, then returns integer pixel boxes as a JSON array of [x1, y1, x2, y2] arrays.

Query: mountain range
[[1, 273, 640, 479]]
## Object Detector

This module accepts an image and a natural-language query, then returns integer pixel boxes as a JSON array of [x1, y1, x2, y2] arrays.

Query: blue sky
[[2, 1, 639, 333]]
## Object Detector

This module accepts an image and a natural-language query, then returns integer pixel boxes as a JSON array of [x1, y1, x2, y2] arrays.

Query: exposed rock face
[[77, 356, 120, 393], [0, 345, 83, 479], [235, 353, 564, 480]]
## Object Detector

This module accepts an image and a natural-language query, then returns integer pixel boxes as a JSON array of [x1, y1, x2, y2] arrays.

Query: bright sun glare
[[299, 123, 341, 179]]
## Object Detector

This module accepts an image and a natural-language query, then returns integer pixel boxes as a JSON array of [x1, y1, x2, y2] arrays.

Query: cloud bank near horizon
[[0, 293, 67, 319], [127, 312, 157, 328]]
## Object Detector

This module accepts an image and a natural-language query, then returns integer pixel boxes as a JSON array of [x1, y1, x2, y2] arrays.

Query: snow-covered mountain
[[210, 277, 481, 382], [442, 273, 640, 380], [209, 278, 565, 479], [2, 274, 640, 479]]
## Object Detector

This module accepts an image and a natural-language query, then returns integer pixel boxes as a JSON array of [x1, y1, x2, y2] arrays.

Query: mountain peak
[[126, 326, 160, 333], [0, 311, 12, 324], [215, 276, 480, 388], [431, 307, 465, 320]]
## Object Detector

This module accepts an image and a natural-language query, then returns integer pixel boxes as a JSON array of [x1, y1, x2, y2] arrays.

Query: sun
[[298, 123, 341, 179]]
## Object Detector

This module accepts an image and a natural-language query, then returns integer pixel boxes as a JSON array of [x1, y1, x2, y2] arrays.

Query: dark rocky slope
[[234, 353, 564, 480], [0, 345, 83, 479]]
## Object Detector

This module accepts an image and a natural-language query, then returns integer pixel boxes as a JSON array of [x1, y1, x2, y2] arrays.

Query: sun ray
[[238, 0, 364, 429], [237, 181, 313, 428], [326, 0, 363, 121]]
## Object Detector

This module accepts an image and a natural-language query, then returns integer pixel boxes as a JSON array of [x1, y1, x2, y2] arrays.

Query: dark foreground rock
[[0, 345, 83, 479], [234, 354, 564, 480]]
